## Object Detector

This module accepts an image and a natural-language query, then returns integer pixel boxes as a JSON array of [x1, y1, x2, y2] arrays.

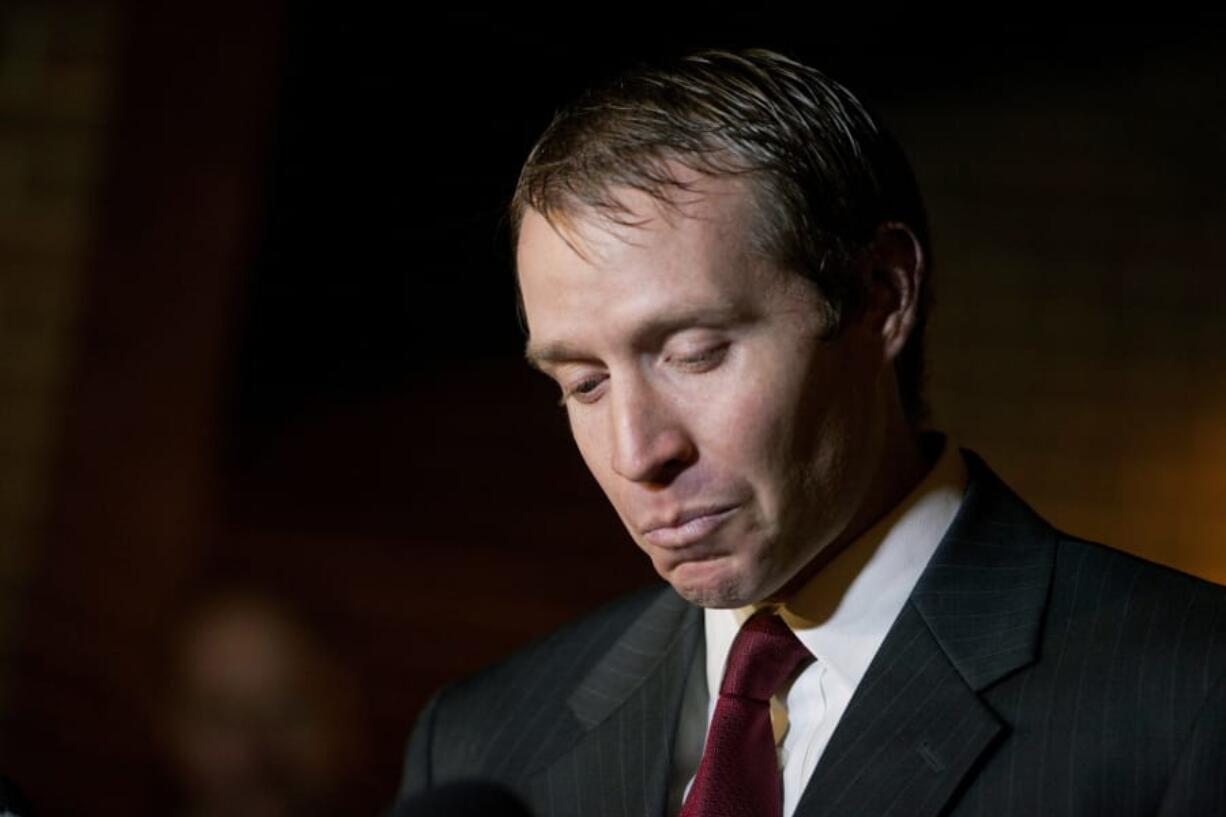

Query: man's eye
[[671, 345, 728, 370], [560, 375, 607, 405]]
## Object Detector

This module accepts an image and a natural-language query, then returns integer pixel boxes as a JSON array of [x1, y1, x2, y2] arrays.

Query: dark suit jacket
[[398, 452, 1226, 816]]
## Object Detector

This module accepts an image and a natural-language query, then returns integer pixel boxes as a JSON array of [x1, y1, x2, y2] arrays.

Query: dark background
[[1, 7, 1224, 814]]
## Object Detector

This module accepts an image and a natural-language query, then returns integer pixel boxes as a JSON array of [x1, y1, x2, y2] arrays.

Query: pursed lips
[[640, 505, 740, 549]]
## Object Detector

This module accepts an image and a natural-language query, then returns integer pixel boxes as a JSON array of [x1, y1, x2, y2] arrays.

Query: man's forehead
[[518, 173, 757, 266]]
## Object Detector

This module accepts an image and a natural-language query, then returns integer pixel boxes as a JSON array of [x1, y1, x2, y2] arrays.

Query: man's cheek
[[571, 424, 611, 487]]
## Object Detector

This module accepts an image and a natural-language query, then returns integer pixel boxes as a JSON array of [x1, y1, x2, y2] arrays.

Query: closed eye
[[668, 344, 729, 372], [559, 374, 608, 406]]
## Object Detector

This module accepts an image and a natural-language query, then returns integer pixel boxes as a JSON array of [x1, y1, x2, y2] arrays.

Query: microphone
[[394, 780, 533, 817]]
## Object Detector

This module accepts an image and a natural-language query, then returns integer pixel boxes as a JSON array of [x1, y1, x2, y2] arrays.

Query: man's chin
[[663, 556, 760, 609]]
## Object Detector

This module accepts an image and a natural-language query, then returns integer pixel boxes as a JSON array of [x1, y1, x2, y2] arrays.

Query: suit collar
[[567, 587, 701, 729], [795, 449, 1057, 817], [523, 587, 700, 817], [909, 448, 1057, 691]]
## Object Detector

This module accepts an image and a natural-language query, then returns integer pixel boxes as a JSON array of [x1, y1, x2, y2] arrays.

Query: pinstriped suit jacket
[[397, 451, 1226, 816]]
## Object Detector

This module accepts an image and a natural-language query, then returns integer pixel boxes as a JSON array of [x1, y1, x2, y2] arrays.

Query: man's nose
[[608, 378, 695, 485]]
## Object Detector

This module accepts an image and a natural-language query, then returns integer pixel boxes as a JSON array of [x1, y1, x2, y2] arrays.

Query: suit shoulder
[[447, 582, 677, 700], [399, 583, 697, 803], [1053, 532, 1226, 607], [1048, 533, 1226, 683], [420, 583, 686, 755]]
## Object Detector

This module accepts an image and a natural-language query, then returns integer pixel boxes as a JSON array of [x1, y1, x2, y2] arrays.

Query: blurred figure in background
[[155, 587, 365, 817]]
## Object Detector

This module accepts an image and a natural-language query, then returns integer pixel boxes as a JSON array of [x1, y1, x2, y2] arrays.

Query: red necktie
[[680, 611, 813, 817]]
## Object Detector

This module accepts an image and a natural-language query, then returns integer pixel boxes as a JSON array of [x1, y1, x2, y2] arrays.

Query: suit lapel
[[796, 451, 1057, 817], [528, 588, 701, 817]]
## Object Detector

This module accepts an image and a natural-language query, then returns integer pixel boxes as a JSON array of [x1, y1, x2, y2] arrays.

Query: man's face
[[518, 173, 890, 608]]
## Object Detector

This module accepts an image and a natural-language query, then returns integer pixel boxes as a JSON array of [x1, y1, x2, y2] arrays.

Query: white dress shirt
[[668, 440, 968, 816]]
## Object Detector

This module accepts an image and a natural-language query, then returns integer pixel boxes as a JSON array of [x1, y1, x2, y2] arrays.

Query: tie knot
[[719, 610, 813, 702]]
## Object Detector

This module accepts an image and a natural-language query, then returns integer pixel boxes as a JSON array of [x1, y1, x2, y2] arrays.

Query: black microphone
[[394, 780, 533, 817]]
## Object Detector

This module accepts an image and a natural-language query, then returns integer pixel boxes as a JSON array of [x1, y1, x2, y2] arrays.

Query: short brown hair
[[511, 48, 932, 423]]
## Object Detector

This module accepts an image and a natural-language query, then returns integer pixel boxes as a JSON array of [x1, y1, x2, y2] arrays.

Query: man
[[396, 50, 1226, 816]]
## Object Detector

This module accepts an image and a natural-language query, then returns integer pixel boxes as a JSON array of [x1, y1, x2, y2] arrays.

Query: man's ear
[[863, 222, 925, 362]]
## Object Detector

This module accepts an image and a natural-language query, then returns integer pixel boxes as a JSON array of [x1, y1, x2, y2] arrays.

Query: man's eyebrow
[[524, 341, 590, 371], [523, 306, 746, 370]]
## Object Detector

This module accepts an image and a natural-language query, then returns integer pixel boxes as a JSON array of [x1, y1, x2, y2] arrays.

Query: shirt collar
[[705, 436, 968, 698]]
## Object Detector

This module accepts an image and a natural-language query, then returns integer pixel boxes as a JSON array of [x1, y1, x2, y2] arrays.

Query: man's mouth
[[642, 505, 740, 548]]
